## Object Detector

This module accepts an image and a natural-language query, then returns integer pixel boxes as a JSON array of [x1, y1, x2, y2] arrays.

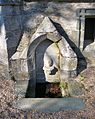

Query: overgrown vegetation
[[59, 82, 68, 90], [59, 81, 69, 97], [79, 74, 85, 81]]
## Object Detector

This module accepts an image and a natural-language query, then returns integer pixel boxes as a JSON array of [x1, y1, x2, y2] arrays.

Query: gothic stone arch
[[10, 17, 77, 97]]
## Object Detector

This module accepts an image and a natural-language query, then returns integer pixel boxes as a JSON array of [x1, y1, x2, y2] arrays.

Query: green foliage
[[80, 74, 85, 81], [59, 82, 68, 89]]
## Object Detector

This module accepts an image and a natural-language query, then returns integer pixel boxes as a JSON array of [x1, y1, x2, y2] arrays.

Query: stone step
[[13, 98, 85, 113]]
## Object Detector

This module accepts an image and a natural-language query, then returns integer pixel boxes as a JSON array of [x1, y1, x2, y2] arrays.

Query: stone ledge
[[13, 98, 85, 112]]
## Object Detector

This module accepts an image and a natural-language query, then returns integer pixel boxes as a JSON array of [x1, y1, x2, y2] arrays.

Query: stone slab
[[13, 98, 85, 113]]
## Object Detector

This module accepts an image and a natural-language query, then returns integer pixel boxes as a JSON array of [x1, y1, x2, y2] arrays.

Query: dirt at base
[[0, 67, 95, 119], [36, 83, 62, 98]]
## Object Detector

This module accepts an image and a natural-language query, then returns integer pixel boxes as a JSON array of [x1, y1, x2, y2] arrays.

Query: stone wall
[[2, 3, 22, 58], [1, 2, 95, 59], [21, 2, 95, 69], [0, 1, 95, 97], [0, 0, 22, 79], [22, 2, 95, 65]]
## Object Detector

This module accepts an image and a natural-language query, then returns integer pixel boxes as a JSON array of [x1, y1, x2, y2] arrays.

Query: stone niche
[[10, 17, 77, 98]]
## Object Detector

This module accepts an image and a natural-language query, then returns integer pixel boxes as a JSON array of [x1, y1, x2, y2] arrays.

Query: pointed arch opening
[[26, 36, 61, 98]]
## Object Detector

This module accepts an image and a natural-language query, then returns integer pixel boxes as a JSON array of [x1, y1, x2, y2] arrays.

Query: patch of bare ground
[[0, 66, 95, 119]]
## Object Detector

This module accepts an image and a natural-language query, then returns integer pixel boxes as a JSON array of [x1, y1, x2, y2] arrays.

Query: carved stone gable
[[10, 17, 77, 98]]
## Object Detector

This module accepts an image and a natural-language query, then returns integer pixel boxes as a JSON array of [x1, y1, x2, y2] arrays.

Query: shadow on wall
[[1, 2, 23, 61], [51, 20, 87, 74]]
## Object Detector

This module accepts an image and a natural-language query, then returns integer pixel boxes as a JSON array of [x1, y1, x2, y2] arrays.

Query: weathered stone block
[[36, 17, 56, 33], [17, 33, 30, 52], [60, 69, 77, 80], [70, 30, 79, 47], [11, 59, 29, 81], [60, 57, 77, 71], [47, 30, 61, 42], [83, 43, 95, 66], [58, 38, 77, 58]]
